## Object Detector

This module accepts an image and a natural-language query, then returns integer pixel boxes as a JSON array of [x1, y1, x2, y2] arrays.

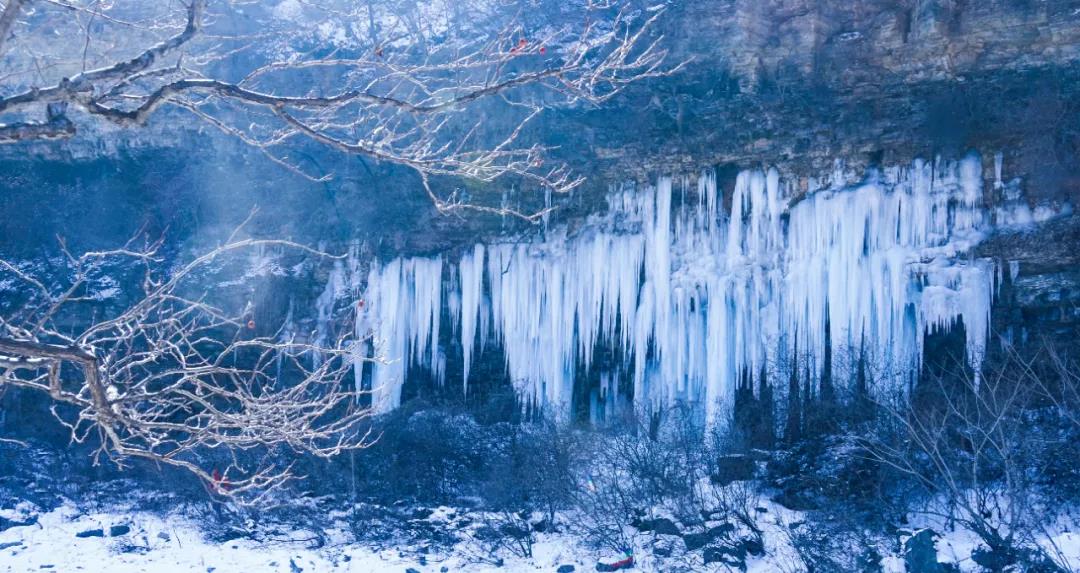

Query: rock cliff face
[[1, 0, 1079, 378], [6, 1, 1080, 180], [979, 216, 1080, 343], [572, 0, 1080, 192], [673, 0, 1080, 89]]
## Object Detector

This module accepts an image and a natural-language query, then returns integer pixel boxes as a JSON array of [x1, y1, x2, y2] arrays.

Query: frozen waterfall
[[345, 153, 1046, 418]]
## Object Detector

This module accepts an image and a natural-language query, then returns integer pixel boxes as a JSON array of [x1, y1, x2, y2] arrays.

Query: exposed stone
[[557, 565, 576, 573], [683, 532, 711, 551], [708, 523, 736, 539], [0, 515, 37, 532], [217, 529, 247, 542], [684, 521, 737, 551], [713, 455, 756, 485], [741, 536, 765, 557], [653, 537, 676, 558], [1, 1, 1078, 266], [903, 529, 944, 573], [703, 544, 747, 569], [636, 517, 681, 536], [118, 542, 149, 555], [109, 524, 131, 537], [530, 516, 552, 533], [75, 528, 104, 538], [971, 546, 1016, 572]]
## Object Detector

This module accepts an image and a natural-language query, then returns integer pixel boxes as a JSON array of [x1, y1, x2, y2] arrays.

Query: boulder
[[703, 544, 747, 569], [109, 524, 131, 537], [75, 528, 104, 538], [219, 528, 248, 542], [636, 517, 681, 536], [971, 546, 1016, 572], [740, 536, 765, 557], [708, 522, 736, 538], [653, 537, 676, 557], [558, 565, 576, 573], [903, 529, 943, 573], [712, 455, 756, 485], [683, 522, 735, 550], [530, 516, 552, 533], [683, 532, 710, 551], [118, 543, 150, 555], [771, 489, 819, 511], [0, 515, 37, 532]]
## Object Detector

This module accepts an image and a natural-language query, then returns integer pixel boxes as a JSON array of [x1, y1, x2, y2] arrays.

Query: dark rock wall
[[2, 0, 1080, 361], [669, 0, 1080, 90], [572, 0, 1080, 190]]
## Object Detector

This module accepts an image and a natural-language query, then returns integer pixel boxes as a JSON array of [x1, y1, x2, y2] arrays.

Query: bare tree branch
[[0, 0, 678, 218], [0, 231, 374, 502], [856, 339, 1077, 567]]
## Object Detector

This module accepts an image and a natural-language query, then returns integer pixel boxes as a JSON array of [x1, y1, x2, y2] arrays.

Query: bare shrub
[[572, 405, 765, 556], [859, 339, 1079, 571]]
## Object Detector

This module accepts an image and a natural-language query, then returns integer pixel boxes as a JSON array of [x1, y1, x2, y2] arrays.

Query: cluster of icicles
[[325, 153, 1048, 418]]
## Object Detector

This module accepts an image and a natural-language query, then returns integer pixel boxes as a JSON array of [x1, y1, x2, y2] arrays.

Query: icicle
[[360, 256, 443, 412], [342, 152, 1060, 418], [313, 259, 347, 367], [994, 151, 1004, 190], [460, 245, 484, 389]]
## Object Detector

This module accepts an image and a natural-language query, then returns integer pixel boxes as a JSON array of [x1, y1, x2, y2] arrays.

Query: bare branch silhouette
[[0, 0, 680, 218], [0, 229, 373, 502]]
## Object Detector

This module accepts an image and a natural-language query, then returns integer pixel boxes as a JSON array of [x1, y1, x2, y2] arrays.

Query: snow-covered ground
[[2, 494, 1078, 572], [0, 498, 811, 573], [0, 501, 575, 573]]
